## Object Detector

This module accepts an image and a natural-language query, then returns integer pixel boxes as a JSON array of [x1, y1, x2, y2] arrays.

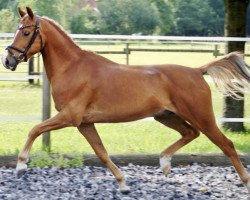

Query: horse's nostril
[[5, 59, 9, 66]]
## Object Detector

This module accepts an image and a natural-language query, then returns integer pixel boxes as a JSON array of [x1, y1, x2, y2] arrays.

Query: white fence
[[0, 34, 250, 123], [3, 33, 250, 41]]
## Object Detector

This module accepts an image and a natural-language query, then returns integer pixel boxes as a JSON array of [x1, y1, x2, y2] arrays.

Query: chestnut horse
[[2, 7, 250, 194]]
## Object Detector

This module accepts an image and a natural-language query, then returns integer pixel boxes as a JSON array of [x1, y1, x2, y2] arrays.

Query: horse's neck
[[40, 18, 117, 84], [41, 18, 82, 81]]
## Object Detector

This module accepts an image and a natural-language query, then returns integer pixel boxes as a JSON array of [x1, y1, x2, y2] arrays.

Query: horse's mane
[[41, 16, 82, 51], [41, 16, 117, 64]]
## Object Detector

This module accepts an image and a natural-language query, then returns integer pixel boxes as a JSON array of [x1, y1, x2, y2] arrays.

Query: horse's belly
[[82, 98, 173, 123], [83, 108, 159, 123]]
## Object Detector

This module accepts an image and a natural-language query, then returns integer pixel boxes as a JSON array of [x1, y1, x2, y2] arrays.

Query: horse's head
[[2, 7, 43, 71]]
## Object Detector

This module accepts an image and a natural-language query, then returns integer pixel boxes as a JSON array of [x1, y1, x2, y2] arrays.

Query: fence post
[[213, 44, 219, 58], [28, 56, 34, 84], [42, 69, 51, 152], [125, 43, 130, 65], [37, 56, 41, 85]]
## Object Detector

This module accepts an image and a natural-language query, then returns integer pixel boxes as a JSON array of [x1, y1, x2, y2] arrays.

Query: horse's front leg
[[16, 111, 72, 177], [77, 123, 130, 194]]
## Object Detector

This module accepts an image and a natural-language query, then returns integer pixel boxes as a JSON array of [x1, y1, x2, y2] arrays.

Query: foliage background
[[0, 0, 228, 36]]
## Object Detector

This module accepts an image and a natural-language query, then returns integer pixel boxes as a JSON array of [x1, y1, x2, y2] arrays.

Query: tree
[[151, 0, 175, 35], [247, 5, 250, 35], [0, 0, 19, 32], [0, 0, 18, 12], [0, 9, 16, 32], [96, 0, 159, 35], [70, 8, 98, 34], [18, 0, 64, 27], [222, 0, 249, 132], [207, 0, 225, 36], [171, 0, 224, 36]]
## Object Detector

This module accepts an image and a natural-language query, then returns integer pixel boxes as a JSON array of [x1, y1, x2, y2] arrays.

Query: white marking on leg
[[16, 162, 27, 171], [160, 156, 171, 169], [160, 156, 172, 175]]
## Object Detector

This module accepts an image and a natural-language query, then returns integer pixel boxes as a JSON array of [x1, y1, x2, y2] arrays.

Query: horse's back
[[152, 64, 204, 85]]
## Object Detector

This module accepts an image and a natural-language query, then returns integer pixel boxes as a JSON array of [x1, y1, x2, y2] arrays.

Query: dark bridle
[[6, 16, 43, 65]]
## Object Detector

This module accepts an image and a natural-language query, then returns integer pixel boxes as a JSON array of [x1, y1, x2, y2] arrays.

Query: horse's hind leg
[[154, 111, 200, 176], [201, 125, 250, 193], [77, 123, 130, 194], [175, 89, 250, 193]]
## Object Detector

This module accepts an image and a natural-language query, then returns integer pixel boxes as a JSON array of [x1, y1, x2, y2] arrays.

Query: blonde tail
[[200, 52, 250, 99]]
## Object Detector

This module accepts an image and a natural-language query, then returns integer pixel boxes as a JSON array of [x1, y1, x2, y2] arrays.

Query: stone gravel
[[0, 164, 249, 200]]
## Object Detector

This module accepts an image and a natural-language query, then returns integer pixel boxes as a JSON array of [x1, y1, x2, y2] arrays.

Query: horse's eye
[[23, 31, 30, 36]]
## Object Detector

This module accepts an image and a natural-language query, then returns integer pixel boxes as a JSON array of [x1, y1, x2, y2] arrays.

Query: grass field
[[1, 120, 250, 155], [0, 47, 250, 159]]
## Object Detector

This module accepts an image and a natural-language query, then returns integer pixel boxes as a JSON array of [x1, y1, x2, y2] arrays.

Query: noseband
[[6, 17, 43, 63]]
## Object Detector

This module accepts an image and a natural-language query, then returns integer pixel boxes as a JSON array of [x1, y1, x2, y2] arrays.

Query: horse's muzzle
[[1, 50, 18, 71]]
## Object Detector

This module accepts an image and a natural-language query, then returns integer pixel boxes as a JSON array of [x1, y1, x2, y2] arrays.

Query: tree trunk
[[222, 0, 249, 132]]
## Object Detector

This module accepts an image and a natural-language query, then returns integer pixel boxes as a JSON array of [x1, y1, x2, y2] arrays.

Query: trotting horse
[[2, 7, 250, 194]]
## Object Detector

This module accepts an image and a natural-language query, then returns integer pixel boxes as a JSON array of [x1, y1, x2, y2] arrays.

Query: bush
[[29, 152, 83, 168]]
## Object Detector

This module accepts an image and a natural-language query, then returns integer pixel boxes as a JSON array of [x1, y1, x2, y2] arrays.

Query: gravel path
[[0, 164, 249, 200]]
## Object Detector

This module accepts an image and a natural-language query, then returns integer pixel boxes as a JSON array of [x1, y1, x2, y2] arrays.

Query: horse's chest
[[51, 90, 68, 111]]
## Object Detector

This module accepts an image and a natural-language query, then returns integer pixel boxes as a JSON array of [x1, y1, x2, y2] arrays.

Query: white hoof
[[160, 156, 172, 176], [119, 181, 130, 194], [247, 180, 250, 193], [16, 163, 27, 178]]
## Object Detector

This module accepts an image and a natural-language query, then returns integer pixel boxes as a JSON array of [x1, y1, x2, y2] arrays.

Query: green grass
[[0, 50, 250, 161], [0, 121, 250, 157]]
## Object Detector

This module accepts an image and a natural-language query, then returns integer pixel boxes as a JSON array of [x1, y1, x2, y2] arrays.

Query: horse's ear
[[18, 7, 26, 18], [26, 7, 34, 19]]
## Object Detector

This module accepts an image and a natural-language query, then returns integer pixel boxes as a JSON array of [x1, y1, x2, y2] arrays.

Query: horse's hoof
[[16, 163, 27, 178], [118, 180, 130, 194], [162, 165, 171, 176], [120, 185, 131, 194], [247, 180, 250, 193]]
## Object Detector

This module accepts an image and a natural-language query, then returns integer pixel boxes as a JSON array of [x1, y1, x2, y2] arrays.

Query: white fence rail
[[0, 75, 42, 81], [0, 34, 250, 123], [2, 33, 250, 42]]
